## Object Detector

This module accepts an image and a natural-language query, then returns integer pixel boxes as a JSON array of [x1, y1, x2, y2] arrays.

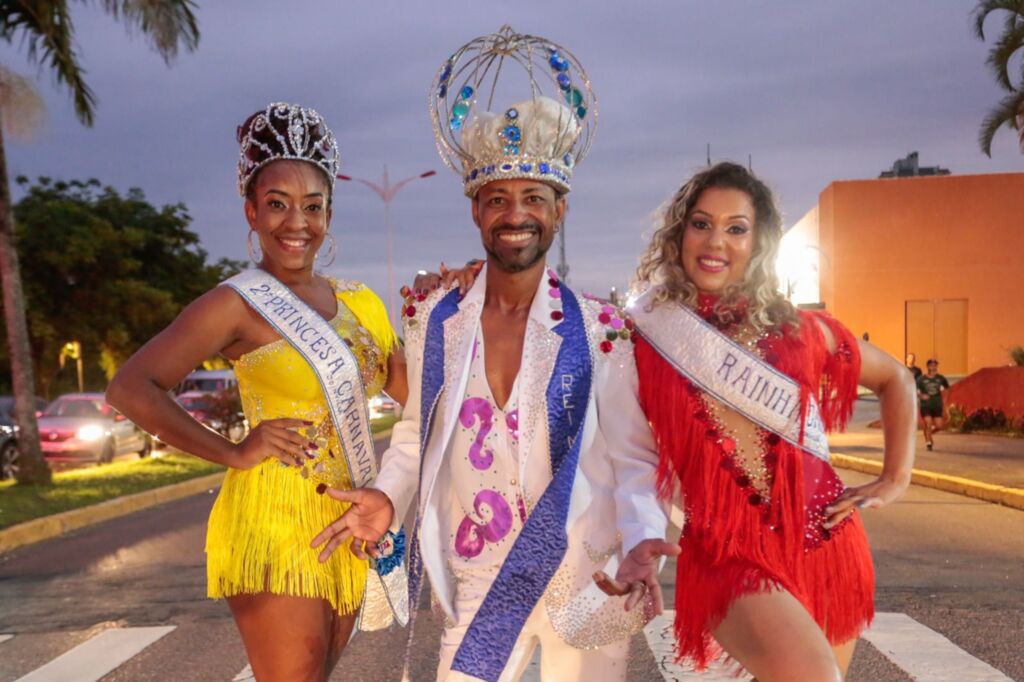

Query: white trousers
[[437, 571, 629, 682]]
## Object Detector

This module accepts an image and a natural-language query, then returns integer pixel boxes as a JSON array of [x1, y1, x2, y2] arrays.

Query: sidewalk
[[830, 398, 1024, 490]]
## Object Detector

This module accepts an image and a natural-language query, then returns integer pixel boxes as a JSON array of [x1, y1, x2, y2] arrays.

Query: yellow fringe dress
[[206, 279, 397, 615]]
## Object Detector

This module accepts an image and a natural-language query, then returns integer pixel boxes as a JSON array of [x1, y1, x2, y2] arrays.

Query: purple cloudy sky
[[3, 1, 1021, 317]]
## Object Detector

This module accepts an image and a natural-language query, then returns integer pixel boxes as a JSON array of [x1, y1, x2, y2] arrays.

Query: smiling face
[[244, 160, 332, 272], [680, 187, 756, 294], [471, 179, 565, 274]]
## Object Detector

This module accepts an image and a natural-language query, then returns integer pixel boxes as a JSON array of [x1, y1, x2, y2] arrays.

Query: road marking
[[15, 626, 175, 682], [643, 613, 750, 680], [232, 663, 255, 681], [0, 633, 13, 645], [862, 612, 1013, 681]]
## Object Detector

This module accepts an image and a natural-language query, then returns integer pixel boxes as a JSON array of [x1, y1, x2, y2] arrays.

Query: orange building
[[779, 171, 1024, 375]]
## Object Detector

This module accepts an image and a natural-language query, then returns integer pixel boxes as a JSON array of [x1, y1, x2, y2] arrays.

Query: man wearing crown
[[313, 28, 675, 681]]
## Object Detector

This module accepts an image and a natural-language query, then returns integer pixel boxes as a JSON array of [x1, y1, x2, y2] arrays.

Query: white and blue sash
[[627, 288, 830, 463], [223, 269, 409, 630]]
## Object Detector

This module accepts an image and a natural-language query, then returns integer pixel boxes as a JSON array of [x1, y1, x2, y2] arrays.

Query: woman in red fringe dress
[[624, 162, 917, 681]]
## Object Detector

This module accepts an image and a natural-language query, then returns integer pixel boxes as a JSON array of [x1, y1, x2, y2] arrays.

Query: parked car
[[0, 395, 49, 480], [38, 393, 152, 465], [176, 389, 247, 442], [368, 392, 400, 420], [177, 369, 238, 396]]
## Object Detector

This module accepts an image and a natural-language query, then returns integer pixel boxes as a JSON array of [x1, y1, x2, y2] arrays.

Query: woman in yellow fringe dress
[[108, 102, 407, 681]]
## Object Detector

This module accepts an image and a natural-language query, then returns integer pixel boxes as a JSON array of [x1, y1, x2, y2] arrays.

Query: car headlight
[[76, 424, 106, 442]]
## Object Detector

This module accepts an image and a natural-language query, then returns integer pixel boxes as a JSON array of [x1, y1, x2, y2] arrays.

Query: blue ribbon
[[451, 282, 593, 681], [408, 288, 462, 604]]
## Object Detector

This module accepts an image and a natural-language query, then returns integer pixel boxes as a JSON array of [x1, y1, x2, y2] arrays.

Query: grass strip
[[0, 416, 398, 529], [0, 454, 223, 529]]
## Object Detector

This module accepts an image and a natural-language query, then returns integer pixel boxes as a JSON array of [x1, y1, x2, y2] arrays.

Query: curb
[[0, 429, 397, 555], [0, 472, 226, 555], [831, 453, 1024, 512]]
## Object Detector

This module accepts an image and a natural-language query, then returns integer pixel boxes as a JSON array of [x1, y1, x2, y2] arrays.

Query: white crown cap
[[459, 96, 578, 197]]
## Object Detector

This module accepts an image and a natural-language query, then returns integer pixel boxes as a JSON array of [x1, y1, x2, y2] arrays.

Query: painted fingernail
[[316, 483, 328, 495], [305, 450, 316, 459], [307, 441, 317, 449], [304, 420, 314, 425]]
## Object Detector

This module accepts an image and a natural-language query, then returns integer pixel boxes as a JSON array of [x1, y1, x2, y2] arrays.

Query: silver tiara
[[429, 25, 597, 196], [237, 102, 339, 197]]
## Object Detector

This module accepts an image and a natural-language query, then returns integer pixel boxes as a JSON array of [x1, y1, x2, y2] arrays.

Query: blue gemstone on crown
[[506, 108, 519, 120], [519, 163, 533, 172], [539, 162, 550, 173], [486, 165, 495, 174], [438, 85, 447, 98], [460, 85, 474, 100], [440, 64, 452, 83], [549, 53, 569, 72], [557, 73, 571, 90], [503, 144, 520, 155], [452, 101, 470, 119], [470, 169, 479, 180], [576, 105, 587, 119], [450, 117, 462, 131], [563, 153, 573, 167], [503, 125, 521, 142], [501, 163, 514, 172]]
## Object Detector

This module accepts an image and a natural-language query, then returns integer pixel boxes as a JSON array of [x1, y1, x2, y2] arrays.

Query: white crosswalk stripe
[[232, 663, 255, 681], [644, 610, 1010, 682], [862, 612, 1013, 682], [643, 613, 751, 681], [4, 612, 1014, 681], [14, 626, 175, 682]]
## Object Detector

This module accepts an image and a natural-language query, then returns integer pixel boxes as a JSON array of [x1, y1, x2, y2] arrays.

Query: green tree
[[973, 0, 1024, 156], [0, 1, 199, 485], [2, 176, 243, 397]]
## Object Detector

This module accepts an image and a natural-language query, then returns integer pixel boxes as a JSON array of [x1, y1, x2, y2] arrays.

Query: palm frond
[[95, 0, 200, 64], [986, 17, 1024, 90], [1, 1, 96, 124], [972, 0, 1024, 40], [0, 65, 47, 139], [977, 87, 1024, 156]]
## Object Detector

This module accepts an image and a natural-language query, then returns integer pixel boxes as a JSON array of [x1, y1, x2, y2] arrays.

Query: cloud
[[3, 1, 1020, 303]]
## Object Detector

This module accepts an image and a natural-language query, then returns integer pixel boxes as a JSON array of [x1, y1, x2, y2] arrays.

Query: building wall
[[784, 172, 1024, 374]]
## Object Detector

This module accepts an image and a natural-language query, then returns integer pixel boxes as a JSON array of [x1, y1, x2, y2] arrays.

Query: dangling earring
[[316, 233, 337, 268], [247, 230, 262, 265]]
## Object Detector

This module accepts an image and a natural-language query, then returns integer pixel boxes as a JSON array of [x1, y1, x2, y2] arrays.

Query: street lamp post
[[336, 166, 436, 324]]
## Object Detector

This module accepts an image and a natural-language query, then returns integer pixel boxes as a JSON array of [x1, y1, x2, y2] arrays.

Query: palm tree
[[973, 0, 1024, 156], [0, 1, 199, 485]]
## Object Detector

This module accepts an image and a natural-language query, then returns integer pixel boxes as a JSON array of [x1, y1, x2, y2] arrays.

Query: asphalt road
[[0, 466, 1020, 681]]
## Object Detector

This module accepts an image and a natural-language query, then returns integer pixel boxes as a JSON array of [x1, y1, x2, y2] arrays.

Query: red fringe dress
[[635, 301, 874, 669]]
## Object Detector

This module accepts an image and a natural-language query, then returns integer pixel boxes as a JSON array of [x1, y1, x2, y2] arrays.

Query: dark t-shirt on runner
[[916, 373, 949, 409]]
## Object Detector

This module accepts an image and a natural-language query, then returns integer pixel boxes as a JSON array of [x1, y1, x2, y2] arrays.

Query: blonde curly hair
[[634, 162, 799, 332]]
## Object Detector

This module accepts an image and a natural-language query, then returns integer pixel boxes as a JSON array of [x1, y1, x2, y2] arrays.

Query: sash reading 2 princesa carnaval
[[223, 269, 409, 631], [627, 288, 830, 464], [412, 283, 593, 682]]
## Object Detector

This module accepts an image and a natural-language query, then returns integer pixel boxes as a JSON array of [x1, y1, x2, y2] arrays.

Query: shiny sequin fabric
[[635, 305, 874, 670], [205, 279, 396, 615]]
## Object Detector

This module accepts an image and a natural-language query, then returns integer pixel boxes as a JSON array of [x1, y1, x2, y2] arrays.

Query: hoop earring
[[317, 233, 337, 268], [246, 230, 262, 265]]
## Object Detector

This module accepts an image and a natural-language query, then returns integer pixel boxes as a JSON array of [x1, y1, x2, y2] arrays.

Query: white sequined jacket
[[373, 265, 669, 648]]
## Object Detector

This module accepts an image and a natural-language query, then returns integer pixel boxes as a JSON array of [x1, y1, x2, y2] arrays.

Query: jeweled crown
[[237, 102, 339, 197], [429, 25, 597, 197]]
